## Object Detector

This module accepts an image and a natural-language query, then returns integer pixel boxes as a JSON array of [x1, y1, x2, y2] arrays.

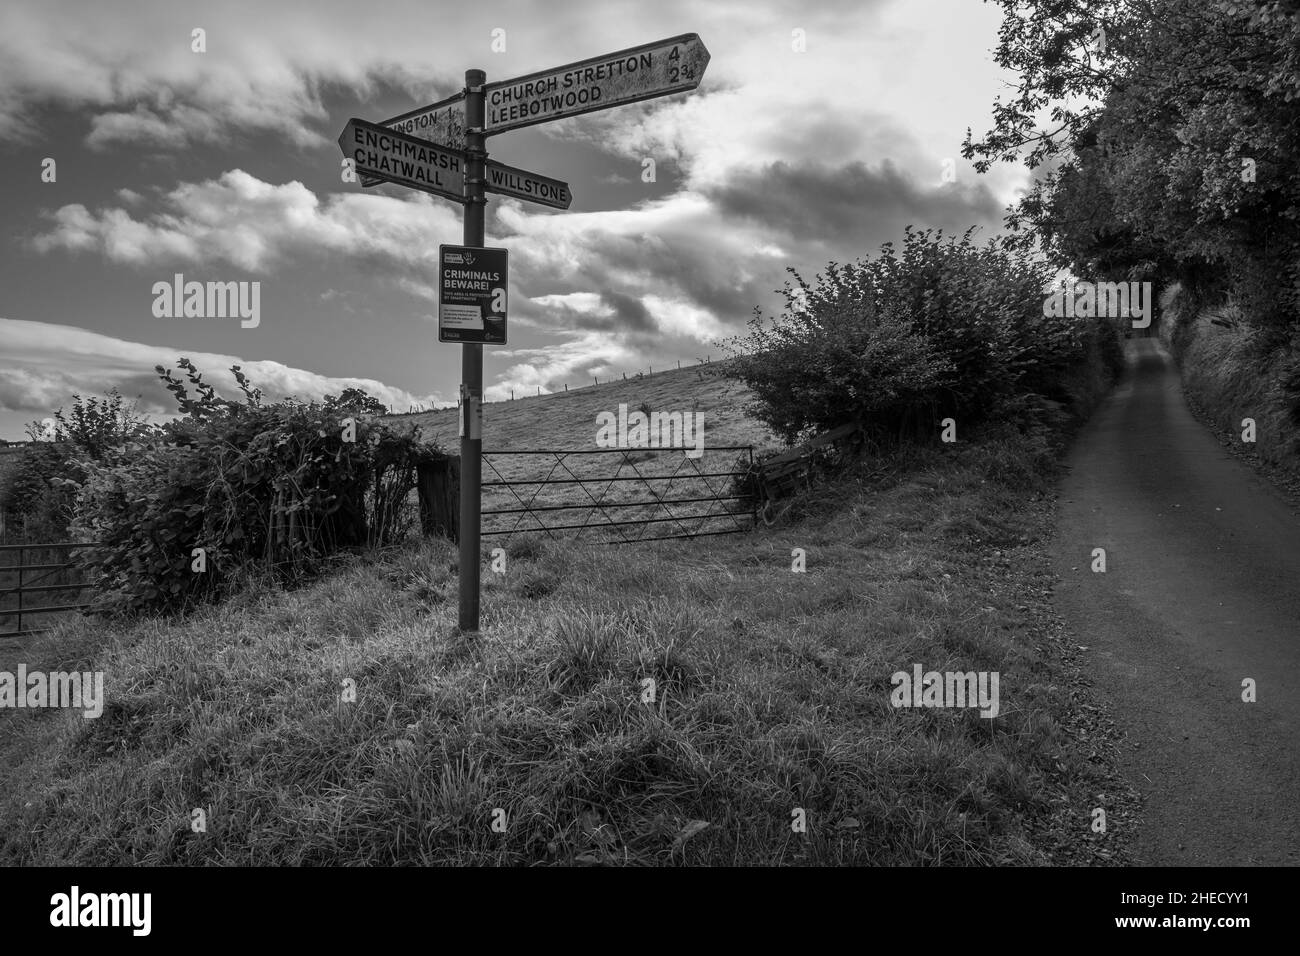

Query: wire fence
[[385, 354, 719, 415]]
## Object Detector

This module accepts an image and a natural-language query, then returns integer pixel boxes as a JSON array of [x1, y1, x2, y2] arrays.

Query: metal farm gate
[[0, 542, 101, 639], [478, 445, 756, 545]]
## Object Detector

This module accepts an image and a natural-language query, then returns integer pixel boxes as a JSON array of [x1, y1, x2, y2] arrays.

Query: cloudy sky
[[0, 0, 1025, 439]]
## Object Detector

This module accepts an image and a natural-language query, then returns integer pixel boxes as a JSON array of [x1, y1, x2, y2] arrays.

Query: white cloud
[[642, 294, 728, 340], [0, 317, 444, 417], [0, 0, 1026, 200], [485, 331, 649, 401], [30, 147, 1004, 366], [32, 170, 459, 274], [529, 292, 609, 315]]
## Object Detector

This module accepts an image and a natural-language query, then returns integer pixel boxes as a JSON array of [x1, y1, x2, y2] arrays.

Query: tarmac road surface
[[1051, 338, 1300, 865]]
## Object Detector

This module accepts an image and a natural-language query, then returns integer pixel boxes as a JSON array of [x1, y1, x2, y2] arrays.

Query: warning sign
[[438, 245, 508, 344]]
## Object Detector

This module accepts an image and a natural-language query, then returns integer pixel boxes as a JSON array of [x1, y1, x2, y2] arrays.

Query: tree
[[968, 0, 1300, 337], [962, 0, 1140, 248], [55, 389, 152, 461], [23, 389, 151, 458]]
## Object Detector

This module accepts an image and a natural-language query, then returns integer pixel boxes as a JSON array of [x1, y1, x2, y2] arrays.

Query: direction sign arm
[[481, 34, 710, 135]]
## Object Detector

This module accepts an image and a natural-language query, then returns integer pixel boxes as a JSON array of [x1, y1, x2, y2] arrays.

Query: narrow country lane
[[1052, 337, 1300, 865]]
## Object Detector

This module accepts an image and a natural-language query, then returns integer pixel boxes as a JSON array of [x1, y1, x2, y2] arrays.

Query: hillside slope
[[388, 363, 775, 452], [1159, 290, 1300, 499]]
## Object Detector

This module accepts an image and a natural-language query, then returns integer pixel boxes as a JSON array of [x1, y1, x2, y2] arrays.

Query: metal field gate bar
[[479, 445, 755, 545], [0, 542, 101, 639]]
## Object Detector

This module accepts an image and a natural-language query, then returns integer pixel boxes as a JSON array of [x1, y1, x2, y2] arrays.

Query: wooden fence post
[[16, 545, 24, 637], [416, 454, 461, 543]]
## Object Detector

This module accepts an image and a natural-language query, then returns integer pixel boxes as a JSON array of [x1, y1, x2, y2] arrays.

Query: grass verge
[[0, 416, 1136, 865], [1161, 289, 1300, 500]]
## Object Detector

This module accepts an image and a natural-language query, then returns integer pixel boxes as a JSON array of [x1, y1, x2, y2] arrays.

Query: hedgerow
[[69, 360, 440, 615]]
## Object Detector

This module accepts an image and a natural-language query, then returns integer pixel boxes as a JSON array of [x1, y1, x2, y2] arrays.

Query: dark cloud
[[600, 290, 656, 333], [513, 158, 1010, 351], [704, 159, 1005, 249]]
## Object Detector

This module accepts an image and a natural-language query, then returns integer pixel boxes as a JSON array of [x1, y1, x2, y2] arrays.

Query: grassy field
[[391, 362, 770, 450], [391, 364, 779, 543], [0, 364, 1137, 866]]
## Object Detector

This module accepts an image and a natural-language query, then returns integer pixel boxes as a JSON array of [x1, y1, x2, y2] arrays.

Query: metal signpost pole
[[459, 69, 486, 632], [341, 36, 709, 635]]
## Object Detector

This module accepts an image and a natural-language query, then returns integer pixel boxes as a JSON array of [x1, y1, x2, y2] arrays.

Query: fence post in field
[[16, 545, 24, 637]]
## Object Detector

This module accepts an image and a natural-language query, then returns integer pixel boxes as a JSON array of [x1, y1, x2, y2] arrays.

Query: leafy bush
[[723, 294, 950, 444], [0, 444, 78, 542], [43, 388, 151, 460], [722, 228, 1115, 444], [69, 360, 441, 615], [71, 444, 218, 609], [0, 390, 150, 543]]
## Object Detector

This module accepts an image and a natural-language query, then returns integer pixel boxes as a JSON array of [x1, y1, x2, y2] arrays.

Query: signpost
[[438, 244, 508, 344], [483, 33, 710, 135], [484, 160, 572, 210], [338, 34, 710, 632], [361, 93, 466, 187], [373, 92, 466, 147], [339, 117, 465, 203]]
